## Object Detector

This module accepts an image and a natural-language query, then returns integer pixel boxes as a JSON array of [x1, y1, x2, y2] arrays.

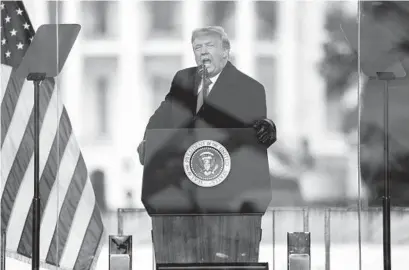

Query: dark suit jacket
[[144, 61, 267, 135]]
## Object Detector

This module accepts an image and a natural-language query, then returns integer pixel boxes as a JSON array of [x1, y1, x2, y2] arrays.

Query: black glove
[[137, 140, 146, 165], [253, 118, 277, 147]]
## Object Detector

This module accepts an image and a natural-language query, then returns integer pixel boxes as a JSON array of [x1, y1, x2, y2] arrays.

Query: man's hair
[[191, 26, 231, 52]]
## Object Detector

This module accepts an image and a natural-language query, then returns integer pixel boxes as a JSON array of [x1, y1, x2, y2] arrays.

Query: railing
[[109, 206, 409, 270]]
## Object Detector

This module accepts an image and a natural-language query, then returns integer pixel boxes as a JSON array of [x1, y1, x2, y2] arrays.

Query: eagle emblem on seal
[[183, 140, 231, 187]]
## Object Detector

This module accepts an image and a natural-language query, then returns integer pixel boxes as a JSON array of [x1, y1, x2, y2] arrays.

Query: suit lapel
[[207, 61, 234, 103], [192, 68, 201, 113], [189, 61, 235, 115]]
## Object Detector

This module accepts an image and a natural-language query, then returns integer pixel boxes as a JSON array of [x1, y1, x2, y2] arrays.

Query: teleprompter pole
[[27, 72, 46, 270]]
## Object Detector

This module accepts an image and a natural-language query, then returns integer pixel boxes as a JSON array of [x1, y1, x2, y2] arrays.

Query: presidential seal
[[183, 140, 231, 187]]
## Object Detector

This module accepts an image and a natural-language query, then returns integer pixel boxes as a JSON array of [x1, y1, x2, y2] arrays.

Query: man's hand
[[137, 140, 146, 165], [253, 119, 277, 147]]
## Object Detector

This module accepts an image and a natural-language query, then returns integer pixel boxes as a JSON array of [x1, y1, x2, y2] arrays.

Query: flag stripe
[[6, 156, 33, 251], [0, 65, 12, 103], [1, 70, 26, 147], [7, 85, 61, 253], [73, 205, 104, 270], [60, 179, 95, 268], [39, 133, 80, 261], [0, 78, 34, 194], [17, 102, 68, 256], [1, 78, 54, 233], [46, 154, 88, 265]]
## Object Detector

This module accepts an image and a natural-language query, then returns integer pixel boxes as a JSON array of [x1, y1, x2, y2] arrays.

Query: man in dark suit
[[138, 26, 276, 263], [138, 26, 276, 161]]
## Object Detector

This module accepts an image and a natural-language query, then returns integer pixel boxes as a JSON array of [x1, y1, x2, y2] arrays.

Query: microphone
[[198, 62, 207, 78], [196, 61, 209, 111], [198, 62, 208, 93]]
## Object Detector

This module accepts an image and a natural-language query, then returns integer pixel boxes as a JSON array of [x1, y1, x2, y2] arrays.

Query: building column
[[117, 1, 148, 208], [61, 0, 83, 136], [235, 0, 255, 77], [182, 0, 202, 67], [276, 1, 298, 148]]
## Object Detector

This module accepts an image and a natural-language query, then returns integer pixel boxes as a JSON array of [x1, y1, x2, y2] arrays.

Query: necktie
[[196, 77, 212, 113]]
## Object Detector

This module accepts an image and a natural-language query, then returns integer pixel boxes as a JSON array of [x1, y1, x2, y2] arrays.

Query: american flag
[[1, 1, 105, 269]]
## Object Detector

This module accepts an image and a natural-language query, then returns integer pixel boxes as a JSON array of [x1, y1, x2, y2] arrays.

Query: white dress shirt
[[196, 71, 221, 113]]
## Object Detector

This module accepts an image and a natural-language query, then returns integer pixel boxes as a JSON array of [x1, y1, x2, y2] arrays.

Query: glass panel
[[203, 1, 236, 40], [80, 1, 119, 39], [357, 1, 409, 269], [15, 0, 396, 269], [255, 1, 278, 41], [143, 1, 183, 39]]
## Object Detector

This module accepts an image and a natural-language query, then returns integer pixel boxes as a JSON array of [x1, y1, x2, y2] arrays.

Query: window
[[83, 57, 118, 139], [144, 1, 182, 39], [143, 56, 182, 108], [255, 1, 278, 41], [203, 1, 236, 39], [255, 57, 276, 119], [96, 77, 108, 136], [81, 1, 119, 39], [47, 1, 63, 24]]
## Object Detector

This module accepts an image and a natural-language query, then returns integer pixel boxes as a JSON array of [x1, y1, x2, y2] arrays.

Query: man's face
[[192, 34, 227, 77]]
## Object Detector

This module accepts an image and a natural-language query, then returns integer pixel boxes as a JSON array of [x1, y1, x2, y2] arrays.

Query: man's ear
[[222, 49, 229, 59]]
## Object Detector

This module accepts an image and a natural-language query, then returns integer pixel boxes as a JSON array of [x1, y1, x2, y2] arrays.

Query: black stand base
[[32, 198, 41, 270], [383, 196, 391, 270]]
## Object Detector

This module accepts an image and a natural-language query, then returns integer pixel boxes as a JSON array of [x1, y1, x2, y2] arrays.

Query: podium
[[141, 128, 272, 265]]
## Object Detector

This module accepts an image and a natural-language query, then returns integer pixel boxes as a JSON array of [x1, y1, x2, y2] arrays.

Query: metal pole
[[382, 79, 391, 270], [272, 210, 276, 270], [27, 73, 46, 270], [324, 209, 331, 270], [118, 208, 124, 236], [303, 208, 309, 232], [33, 79, 41, 270], [1, 231, 5, 270]]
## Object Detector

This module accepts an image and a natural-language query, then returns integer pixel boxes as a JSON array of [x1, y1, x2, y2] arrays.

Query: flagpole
[[27, 73, 46, 270]]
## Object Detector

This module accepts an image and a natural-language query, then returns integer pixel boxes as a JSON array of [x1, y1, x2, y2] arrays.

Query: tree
[[319, 4, 358, 100]]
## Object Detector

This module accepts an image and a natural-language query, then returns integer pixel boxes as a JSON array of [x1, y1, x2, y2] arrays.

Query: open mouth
[[202, 59, 211, 65]]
